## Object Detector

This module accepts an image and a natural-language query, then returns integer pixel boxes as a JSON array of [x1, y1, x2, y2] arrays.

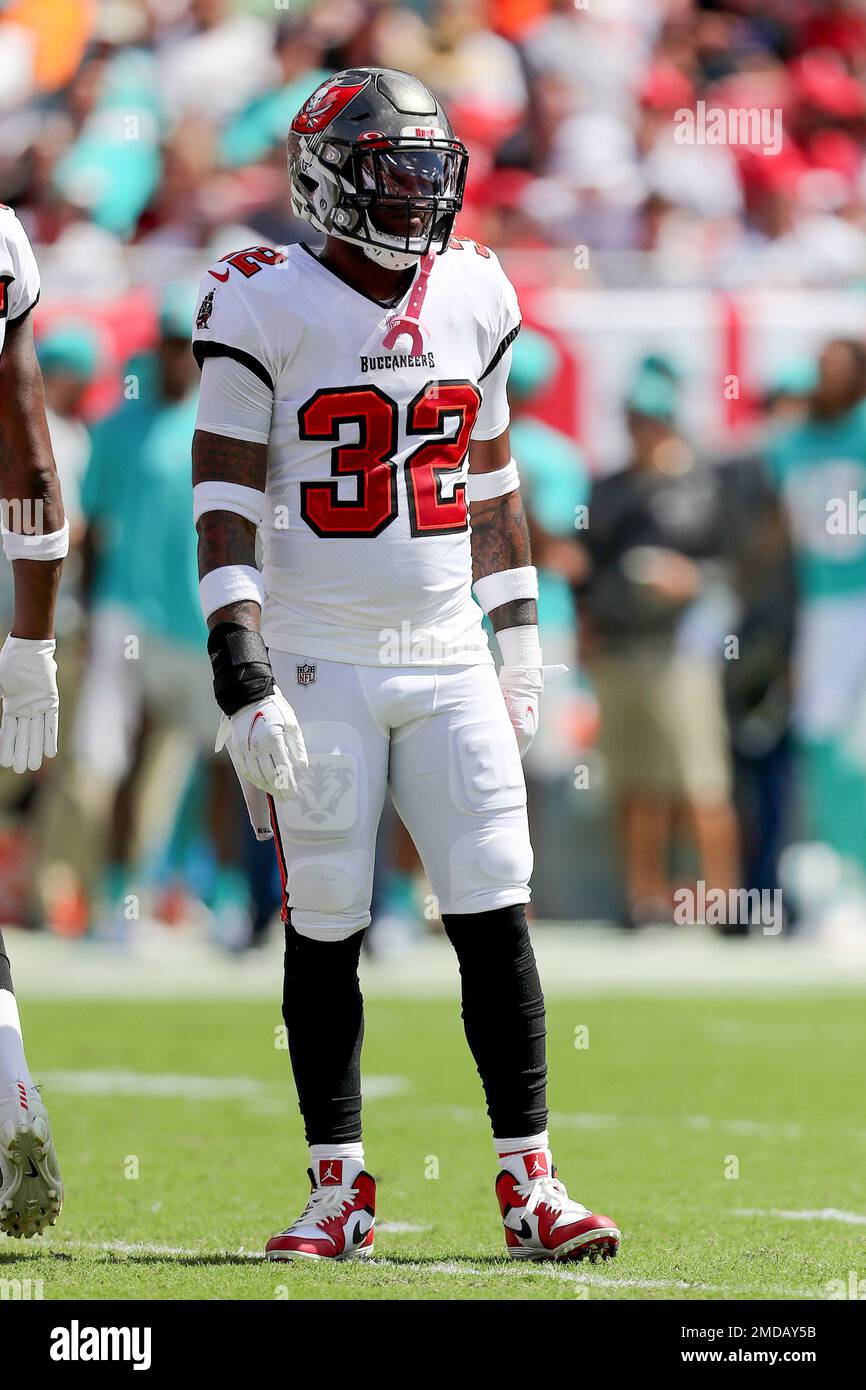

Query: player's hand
[[215, 688, 308, 802], [499, 663, 568, 760], [0, 635, 60, 773]]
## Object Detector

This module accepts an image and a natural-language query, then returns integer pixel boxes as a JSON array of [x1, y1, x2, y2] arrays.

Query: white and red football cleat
[[265, 1158, 375, 1261], [496, 1150, 620, 1261], [0, 1080, 63, 1239]]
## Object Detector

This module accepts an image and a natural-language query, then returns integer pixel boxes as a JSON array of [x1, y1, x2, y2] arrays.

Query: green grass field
[[2, 985, 865, 1300]]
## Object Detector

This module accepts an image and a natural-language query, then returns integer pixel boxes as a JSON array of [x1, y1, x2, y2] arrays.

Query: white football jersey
[[193, 238, 521, 666], [0, 207, 40, 355]]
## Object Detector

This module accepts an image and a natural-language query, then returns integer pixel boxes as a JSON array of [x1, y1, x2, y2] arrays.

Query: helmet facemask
[[291, 133, 468, 267]]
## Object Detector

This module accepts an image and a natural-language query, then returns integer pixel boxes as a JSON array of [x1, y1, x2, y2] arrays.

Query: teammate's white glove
[[215, 688, 308, 802], [0, 635, 59, 773], [497, 627, 567, 760]]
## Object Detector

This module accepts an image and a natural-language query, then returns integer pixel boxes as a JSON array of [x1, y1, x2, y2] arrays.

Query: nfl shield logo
[[297, 662, 316, 686]]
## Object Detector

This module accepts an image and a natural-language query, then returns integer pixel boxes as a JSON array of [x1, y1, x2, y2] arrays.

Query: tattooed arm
[[468, 428, 561, 758], [469, 428, 538, 637], [192, 423, 307, 803], [192, 428, 266, 632]]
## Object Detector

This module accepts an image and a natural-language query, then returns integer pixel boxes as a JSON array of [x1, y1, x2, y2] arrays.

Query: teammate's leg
[[263, 654, 387, 1260], [0, 930, 63, 1238], [0, 933, 30, 1084], [390, 662, 620, 1260]]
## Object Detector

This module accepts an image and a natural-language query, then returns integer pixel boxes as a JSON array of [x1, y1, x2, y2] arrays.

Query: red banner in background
[[34, 289, 158, 421]]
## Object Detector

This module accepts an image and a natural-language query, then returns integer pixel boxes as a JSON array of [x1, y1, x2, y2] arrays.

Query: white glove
[[0, 635, 59, 773], [497, 626, 567, 760], [215, 688, 308, 802]]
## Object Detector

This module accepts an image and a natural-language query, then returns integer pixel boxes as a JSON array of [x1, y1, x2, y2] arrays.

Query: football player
[[0, 205, 66, 1237], [192, 68, 620, 1262]]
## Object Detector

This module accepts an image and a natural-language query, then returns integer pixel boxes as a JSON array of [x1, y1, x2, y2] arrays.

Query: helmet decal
[[287, 68, 468, 263], [291, 77, 371, 134]]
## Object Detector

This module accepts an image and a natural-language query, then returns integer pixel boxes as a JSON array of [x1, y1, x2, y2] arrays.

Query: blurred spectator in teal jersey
[[37, 321, 100, 555], [69, 285, 254, 945], [507, 328, 590, 916], [53, 49, 162, 242], [509, 328, 589, 665], [765, 339, 866, 884], [21, 323, 100, 930], [508, 326, 588, 694], [221, 18, 328, 170]]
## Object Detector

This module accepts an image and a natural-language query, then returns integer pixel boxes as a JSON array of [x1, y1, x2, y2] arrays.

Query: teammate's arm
[[0, 312, 65, 636], [192, 421, 307, 804], [0, 311, 68, 772]]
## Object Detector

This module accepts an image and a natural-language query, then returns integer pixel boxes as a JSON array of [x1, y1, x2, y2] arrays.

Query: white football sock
[[0, 988, 34, 1089], [309, 1141, 364, 1187], [494, 1130, 552, 1182]]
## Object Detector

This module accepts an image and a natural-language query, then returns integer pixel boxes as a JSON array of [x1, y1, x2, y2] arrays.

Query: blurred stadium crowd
[[1, 0, 866, 948], [6, 0, 866, 284]]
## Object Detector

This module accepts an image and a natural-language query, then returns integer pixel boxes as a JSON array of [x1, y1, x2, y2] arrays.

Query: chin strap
[[381, 252, 436, 353], [364, 243, 418, 272]]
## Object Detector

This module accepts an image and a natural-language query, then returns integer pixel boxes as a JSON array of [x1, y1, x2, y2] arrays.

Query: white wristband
[[199, 564, 265, 621], [466, 459, 520, 503], [2, 519, 69, 561], [193, 481, 266, 528], [473, 565, 538, 615], [497, 625, 542, 669]]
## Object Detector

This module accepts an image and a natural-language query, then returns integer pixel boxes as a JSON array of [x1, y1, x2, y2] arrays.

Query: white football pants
[[268, 652, 533, 940]]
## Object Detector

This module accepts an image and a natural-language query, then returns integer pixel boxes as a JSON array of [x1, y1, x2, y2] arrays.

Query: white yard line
[[735, 1207, 866, 1226], [681, 1115, 803, 1138], [366, 1258, 812, 1297], [41, 1070, 272, 1100], [451, 1104, 810, 1140], [57, 1240, 265, 1260], [38, 1069, 406, 1102], [535, 1267, 815, 1297], [38, 1240, 813, 1296]]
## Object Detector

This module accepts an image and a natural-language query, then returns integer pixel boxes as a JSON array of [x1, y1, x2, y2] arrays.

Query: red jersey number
[[209, 246, 286, 283], [299, 387, 399, 538], [298, 382, 481, 539], [405, 380, 481, 536]]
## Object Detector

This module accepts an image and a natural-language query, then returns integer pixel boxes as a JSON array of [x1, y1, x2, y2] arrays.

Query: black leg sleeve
[[442, 905, 548, 1137], [282, 920, 365, 1145], [0, 928, 13, 994]]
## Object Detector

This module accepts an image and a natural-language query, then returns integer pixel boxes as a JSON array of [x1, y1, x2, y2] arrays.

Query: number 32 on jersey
[[298, 380, 480, 539]]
